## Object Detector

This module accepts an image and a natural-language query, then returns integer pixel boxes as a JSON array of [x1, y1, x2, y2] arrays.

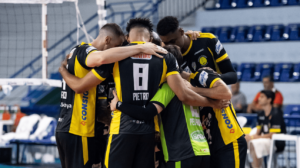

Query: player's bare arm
[[166, 74, 229, 108], [86, 42, 167, 67]]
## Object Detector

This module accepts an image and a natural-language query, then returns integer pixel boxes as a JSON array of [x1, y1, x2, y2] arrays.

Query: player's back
[[96, 41, 179, 135]]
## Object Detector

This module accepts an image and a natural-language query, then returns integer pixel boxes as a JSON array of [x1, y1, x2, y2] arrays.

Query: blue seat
[[253, 63, 274, 81], [215, 0, 232, 9], [264, 0, 282, 6], [283, 0, 299, 5], [284, 105, 300, 115], [247, 25, 266, 42], [230, 26, 249, 42], [283, 24, 300, 40], [217, 26, 232, 43], [265, 25, 285, 41], [274, 63, 294, 82], [292, 63, 300, 81], [247, 0, 264, 7], [231, 0, 248, 7], [237, 63, 256, 81]]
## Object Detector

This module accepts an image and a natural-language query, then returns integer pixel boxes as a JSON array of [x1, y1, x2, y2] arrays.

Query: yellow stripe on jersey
[[175, 161, 181, 168], [209, 78, 221, 88], [216, 53, 229, 63], [270, 128, 281, 133], [98, 97, 107, 100], [105, 134, 113, 168], [154, 115, 160, 133], [182, 39, 193, 56], [199, 33, 216, 39], [92, 69, 106, 81], [159, 59, 168, 86], [233, 140, 240, 168], [213, 105, 244, 145], [207, 47, 221, 74], [69, 56, 96, 137], [166, 71, 179, 77], [131, 41, 146, 44], [188, 72, 199, 82], [110, 62, 122, 134], [82, 136, 89, 165]]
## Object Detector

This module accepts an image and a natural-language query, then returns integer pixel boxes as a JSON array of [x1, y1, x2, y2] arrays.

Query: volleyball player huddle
[[56, 16, 247, 168]]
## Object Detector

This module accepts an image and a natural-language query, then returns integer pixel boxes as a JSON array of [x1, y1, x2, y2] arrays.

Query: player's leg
[[210, 136, 247, 168], [55, 132, 66, 168], [164, 156, 210, 168], [132, 133, 155, 168], [104, 134, 139, 168]]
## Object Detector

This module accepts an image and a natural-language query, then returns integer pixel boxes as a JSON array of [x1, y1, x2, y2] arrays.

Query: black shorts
[[104, 133, 155, 168], [164, 156, 210, 168], [56, 132, 100, 168], [210, 136, 247, 168]]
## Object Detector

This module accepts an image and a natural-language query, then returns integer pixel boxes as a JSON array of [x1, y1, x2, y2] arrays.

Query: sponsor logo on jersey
[[81, 121, 86, 126], [215, 40, 223, 55], [131, 54, 152, 60], [199, 71, 208, 87], [198, 55, 208, 66], [86, 46, 96, 54], [191, 130, 206, 142], [81, 91, 89, 121], [194, 48, 204, 55], [60, 102, 72, 109], [221, 109, 234, 133]]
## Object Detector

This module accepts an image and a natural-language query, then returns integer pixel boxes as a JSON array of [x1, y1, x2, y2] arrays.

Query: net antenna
[[0, 0, 94, 88]]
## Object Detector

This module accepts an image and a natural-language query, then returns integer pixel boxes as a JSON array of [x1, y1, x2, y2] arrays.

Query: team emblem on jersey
[[191, 62, 196, 71], [191, 130, 206, 142], [86, 46, 96, 54], [215, 40, 223, 55], [199, 71, 208, 87], [198, 56, 208, 66]]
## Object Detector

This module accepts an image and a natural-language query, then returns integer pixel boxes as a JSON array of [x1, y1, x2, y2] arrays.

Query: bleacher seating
[[209, 0, 299, 9], [284, 105, 300, 115], [234, 62, 300, 82], [201, 23, 300, 43]]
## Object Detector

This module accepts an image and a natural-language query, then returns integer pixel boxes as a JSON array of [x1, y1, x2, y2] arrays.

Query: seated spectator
[[245, 90, 286, 168], [247, 75, 283, 113], [231, 81, 247, 113]]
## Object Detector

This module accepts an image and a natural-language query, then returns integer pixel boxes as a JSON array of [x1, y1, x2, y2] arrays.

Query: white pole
[[42, 4, 48, 80], [96, 0, 107, 29]]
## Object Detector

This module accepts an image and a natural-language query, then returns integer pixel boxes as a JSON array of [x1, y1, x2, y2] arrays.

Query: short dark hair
[[157, 16, 179, 36], [126, 17, 153, 33], [260, 90, 275, 104], [101, 23, 124, 37], [263, 75, 274, 82], [164, 45, 182, 67]]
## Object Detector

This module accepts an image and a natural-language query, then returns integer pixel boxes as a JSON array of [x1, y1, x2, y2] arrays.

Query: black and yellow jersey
[[190, 69, 244, 152], [181, 33, 228, 74], [94, 41, 179, 135], [256, 108, 286, 134], [56, 42, 102, 137]]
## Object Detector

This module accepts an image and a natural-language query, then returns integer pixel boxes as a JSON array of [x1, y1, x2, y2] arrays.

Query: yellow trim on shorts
[[98, 97, 107, 100], [270, 128, 281, 133], [233, 140, 240, 168], [166, 71, 179, 77], [182, 38, 193, 56], [209, 78, 221, 88], [216, 53, 228, 63], [82, 136, 89, 165], [105, 134, 113, 168], [92, 69, 106, 81]]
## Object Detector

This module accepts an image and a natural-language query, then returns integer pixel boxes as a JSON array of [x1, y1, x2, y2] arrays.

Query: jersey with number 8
[[94, 42, 179, 135]]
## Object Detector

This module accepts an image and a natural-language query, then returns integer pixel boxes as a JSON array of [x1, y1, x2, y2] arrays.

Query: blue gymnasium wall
[[180, 6, 300, 104]]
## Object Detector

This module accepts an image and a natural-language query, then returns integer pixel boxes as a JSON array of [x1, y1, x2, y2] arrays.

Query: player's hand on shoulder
[[185, 30, 201, 40], [198, 67, 218, 76], [110, 90, 119, 111], [58, 54, 69, 74], [210, 99, 230, 109], [141, 42, 167, 58]]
